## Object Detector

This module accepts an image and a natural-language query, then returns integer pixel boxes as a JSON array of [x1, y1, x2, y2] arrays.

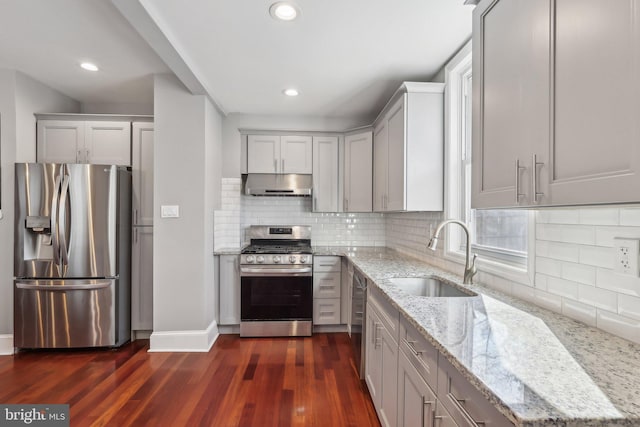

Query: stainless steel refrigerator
[[14, 163, 131, 348]]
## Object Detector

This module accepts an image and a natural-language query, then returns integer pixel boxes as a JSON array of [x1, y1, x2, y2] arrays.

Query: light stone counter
[[313, 246, 640, 427]]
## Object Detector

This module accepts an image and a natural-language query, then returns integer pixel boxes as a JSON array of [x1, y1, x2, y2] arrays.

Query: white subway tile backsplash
[[546, 276, 579, 299], [578, 208, 619, 225], [561, 262, 596, 286], [595, 226, 640, 247], [577, 284, 618, 312], [620, 207, 640, 226], [618, 294, 640, 321], [534, 289, 563, 313], [578, 245, 614, 269], [561, 299, 597, 327], [536, 224, 596, 245], [536, 257, 563, 277], [596, 309, 640, 343], [596, 268, 640, 297]]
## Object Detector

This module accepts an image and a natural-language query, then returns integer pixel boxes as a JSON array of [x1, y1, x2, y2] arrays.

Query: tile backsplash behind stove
[[214, 178, 386, 249]]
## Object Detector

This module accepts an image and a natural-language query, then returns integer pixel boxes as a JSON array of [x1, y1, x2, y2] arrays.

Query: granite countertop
[[314, 246, 640, 427]]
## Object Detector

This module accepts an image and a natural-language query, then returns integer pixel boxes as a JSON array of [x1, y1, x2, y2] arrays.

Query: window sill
[[444, 248, 534, 286]]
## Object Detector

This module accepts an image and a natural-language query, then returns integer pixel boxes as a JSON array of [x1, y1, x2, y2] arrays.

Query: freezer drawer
[[14, 279, 129, 348]]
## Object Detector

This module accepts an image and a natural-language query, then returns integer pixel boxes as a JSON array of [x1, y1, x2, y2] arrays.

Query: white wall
[[0, 70, 79, 349], [221, 113, 364, 178], [151, 74, 219, 351]]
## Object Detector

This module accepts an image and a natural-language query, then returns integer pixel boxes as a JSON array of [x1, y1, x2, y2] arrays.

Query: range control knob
[[300, 256, 308, 264], [256, 255, 265, 264], [246, 255, 255, 263], [273, 255, 281, 264], [289, 256, 297, 264]]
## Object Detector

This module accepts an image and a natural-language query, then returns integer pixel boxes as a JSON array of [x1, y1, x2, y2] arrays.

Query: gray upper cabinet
[[472, 0, 551, 208], [344, 131, 373, 212], [549, 0, 640, 205], [247, 134, 313, 174], [37, 119, 131, 166], [373, 83, 444, 212], [312, 136, 340, 212], [473, 0, 640, 208]]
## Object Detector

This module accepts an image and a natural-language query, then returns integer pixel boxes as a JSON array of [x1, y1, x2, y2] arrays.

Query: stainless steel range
[[240, 225, 313, 337]]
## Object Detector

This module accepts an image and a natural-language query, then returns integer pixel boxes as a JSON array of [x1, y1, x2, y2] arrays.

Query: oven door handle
[[240, 267, 313, 277]]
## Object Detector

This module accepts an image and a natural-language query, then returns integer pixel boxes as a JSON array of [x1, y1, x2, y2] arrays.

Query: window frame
[[443, 40, 535, 285]]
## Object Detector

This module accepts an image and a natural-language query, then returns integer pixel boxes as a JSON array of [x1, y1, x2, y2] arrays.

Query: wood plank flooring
[[0, 333, 381, 427]]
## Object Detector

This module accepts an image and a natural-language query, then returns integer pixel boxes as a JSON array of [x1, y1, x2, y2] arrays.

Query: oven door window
[[241, 276, 312, 321]]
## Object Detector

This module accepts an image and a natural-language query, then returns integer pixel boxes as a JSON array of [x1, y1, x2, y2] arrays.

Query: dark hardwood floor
[[0, 333, 381, 427]]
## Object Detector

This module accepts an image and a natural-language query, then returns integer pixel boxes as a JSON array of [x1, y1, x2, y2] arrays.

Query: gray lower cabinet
[[366, 286, 400, 427], [131, 226, 153, 330], [363, 285, 514, 427], [313, 256, 342, 325], [219, 255, 240, 325]]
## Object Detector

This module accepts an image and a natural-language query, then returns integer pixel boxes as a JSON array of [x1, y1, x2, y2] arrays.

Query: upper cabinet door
[[312, 136, 339, 212], [247, 135, 281, 173], [373, 120, 389, 211], [37, 120, 83, 163], [549, 0, 640, 204], [471, 0, 551, 208], [85, 121, 132, 166], [132, 122, 154, 226], [386, 98, 406, 211], [281, 135, 313, 174], [344, 131, 373, 212]]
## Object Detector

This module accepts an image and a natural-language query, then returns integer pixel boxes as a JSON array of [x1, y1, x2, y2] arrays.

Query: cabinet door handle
[[532, 154, 544, 203], [313, 197, 317, 211], [274, 159, 278, 172], [344, 198, 349, 212], [282, 158, 285, 172], [423, 399, 435, 427], [86, 149, 90, 162], [515, 159, 525, 203], [134, 227, 138, 244]]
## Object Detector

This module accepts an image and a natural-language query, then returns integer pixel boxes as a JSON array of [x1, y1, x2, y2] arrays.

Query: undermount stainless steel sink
[[388, 276, 476, 297]]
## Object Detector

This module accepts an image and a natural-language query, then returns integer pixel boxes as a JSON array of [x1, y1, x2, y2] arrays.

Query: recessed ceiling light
[[283, 88, 299, 97], [270, 2, 300, 21], [80, 62, 99, 71]]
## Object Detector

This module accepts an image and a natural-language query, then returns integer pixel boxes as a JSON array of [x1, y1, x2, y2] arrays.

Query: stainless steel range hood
[[244, 174, 312, 196]]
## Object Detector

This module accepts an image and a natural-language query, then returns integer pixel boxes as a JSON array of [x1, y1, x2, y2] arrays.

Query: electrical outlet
[[613, 238, 640, 277]]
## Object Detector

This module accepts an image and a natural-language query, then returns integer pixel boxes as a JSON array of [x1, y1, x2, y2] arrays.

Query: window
[[444, 42, 533, 281]]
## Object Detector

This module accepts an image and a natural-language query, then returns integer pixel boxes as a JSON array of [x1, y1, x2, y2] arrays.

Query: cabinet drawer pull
[[515, 159, 525, 203], [448, 391, 485, 427], [423, 399, 434, 427], [405, 339, 424, 355], [532, 154, 544, 203]]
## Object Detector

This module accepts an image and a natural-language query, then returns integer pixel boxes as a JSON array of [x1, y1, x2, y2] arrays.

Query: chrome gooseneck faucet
[[427, 219, 478, 284]]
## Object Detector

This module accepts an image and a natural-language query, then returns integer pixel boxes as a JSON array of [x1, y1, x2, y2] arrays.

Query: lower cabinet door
[[397, 350, 437, 427], [365, 304, 383, 408], [132, 226, 153, 330], [379, 323, 398, 427]]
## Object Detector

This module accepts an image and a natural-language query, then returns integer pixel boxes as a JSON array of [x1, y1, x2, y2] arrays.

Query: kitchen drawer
[[313, 298, 341, 325], [313, 256, 341, 272], [368, 286, 399, 344], [437, 356, 514, 427], [399, 316, 438, 388], [313, 271, 341, 298]]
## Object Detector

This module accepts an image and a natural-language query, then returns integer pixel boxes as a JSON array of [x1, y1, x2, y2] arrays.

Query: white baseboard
[[148, 320, 219, 352], [0, 334, 14, 355]]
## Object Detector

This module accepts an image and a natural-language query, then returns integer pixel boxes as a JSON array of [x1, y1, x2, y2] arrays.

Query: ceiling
[[0, 0, 169, 106], [0, 0, 473, 124]]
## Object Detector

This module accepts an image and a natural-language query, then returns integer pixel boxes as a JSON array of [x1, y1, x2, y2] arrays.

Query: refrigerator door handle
[[58, 174, 71, 269], [50, 174, 62, 267], [16, 280, 112, 291]]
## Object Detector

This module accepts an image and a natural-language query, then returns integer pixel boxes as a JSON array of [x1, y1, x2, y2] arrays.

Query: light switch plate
[[613, 237, 640, 277], [161, 205, 180, 218]]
